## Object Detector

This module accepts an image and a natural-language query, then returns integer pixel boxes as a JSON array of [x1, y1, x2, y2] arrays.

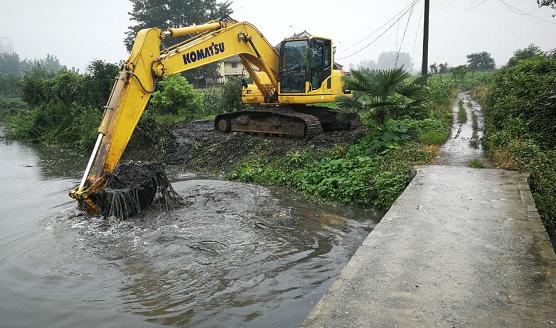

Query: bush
[[485, 54, 556, 149], [150, 75, 203, 118], [481, 54, 556, 235], [6, 60, 119, 150], [0, 73, 21, 97], [218, 77, 244, 112], [5, 102, 102, 149]]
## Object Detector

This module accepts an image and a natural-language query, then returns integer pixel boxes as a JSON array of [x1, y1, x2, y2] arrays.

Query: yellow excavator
[[69, 18, 356, 215]]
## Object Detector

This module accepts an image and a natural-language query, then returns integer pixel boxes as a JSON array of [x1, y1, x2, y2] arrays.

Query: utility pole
[[421, 0, 430, 77]]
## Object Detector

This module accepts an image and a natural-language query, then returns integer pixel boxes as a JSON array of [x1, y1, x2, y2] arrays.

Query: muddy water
[[0, 139, 382, 327]]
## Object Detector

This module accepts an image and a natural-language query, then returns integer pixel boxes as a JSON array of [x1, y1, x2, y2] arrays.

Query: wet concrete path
[[302, 93, 556, 327], [437, 92, 486, 166]]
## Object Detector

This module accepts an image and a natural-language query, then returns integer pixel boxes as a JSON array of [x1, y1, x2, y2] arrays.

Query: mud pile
[[99, 162, 180, 219], [170, 120, 368, 174]]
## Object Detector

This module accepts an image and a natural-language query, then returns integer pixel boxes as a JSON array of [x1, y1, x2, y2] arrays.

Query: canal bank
[[302, 92, 556, 327]]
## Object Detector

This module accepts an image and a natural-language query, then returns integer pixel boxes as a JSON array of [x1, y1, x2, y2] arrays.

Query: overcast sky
[[1, 0, 555, 72]]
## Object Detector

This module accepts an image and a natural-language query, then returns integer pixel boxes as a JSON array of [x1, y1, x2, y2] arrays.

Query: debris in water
[[93, 162, 181, 219]]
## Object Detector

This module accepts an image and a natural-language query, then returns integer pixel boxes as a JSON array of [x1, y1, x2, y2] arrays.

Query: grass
[[469, 110, 480, 149], [418, 130, 449, 145], [468, 158, 487, 168], [471, 111, 478, 131], [457, 100, 467, 124], [228, 139, 436, 208]]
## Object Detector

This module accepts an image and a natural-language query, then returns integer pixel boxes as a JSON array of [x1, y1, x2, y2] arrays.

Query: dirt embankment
[[137, 120, 367, 175]]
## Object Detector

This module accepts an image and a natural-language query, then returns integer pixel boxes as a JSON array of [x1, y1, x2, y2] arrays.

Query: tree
[[125, 0, 233, 87], [0, 52, 23, 75], [507, 44, 543, 66], [466, 52, 496, 71], [537, 0, 556, 15], [438, 62, 449, 74], [83, 60, 120, 108], [337, 67, 425, 125], [429, 63, 438, 74]]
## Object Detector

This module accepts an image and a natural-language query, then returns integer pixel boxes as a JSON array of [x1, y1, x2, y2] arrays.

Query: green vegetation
[[469, 110, 480, 149], [476, 50, 556, 234], [146, 77, 246, 124], [468, 158, 487, 169], [228, 137, 433, 208], [229, 71, 457, 209], [457, 100, 467, 124], [337, 67, 427, 125], [150, 75, 203, 120], [3, 55, 248, 151], [466, 51, 496, 72]]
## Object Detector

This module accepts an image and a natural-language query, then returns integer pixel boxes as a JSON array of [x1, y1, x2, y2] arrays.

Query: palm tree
[[338, 67, 426, 125]]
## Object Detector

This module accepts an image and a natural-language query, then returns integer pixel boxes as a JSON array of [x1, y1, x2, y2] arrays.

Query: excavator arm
[[69, 20, 281, 214]]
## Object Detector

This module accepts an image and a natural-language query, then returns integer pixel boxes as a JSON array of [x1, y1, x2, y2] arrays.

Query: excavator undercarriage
[[214, 106, 360, 138]]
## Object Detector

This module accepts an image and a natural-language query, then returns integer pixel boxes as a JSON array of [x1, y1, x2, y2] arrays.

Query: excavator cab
[[279, 37, 332, 94]]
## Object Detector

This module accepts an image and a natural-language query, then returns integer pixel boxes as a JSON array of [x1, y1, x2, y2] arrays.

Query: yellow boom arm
[[69, 20, 281, 213]]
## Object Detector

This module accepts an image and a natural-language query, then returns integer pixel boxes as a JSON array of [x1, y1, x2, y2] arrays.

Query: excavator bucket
[[83, 162, 181, 219]]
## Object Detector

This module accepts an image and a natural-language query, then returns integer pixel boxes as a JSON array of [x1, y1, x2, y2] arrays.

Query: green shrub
[[480, 54, 556, 235], [485, 54, 556, 149], [468, 158, 487, 168], [219, 77, 244, 112], [457, 100, 467, 123], [150, 75, 203, 118]]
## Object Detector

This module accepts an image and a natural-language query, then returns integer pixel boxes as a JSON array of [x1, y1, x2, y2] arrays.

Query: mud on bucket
[[93, 162, 181, 219]]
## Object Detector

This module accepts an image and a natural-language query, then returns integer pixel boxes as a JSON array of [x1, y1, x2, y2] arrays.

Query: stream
[[0, 139, 382, 327]]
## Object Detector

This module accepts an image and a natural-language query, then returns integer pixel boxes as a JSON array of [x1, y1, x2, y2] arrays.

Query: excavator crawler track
[[214, 109, 323, 138], [214, 106, 360, 138]]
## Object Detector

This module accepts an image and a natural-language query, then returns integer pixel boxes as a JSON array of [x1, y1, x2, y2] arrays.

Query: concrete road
[[301, 166, 556, 327]]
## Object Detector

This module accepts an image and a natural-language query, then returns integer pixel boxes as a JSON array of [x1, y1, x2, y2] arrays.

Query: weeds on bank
[[457, 100, 467, 124], [468, 158, 487, 168], [469, 110, 480, 149]]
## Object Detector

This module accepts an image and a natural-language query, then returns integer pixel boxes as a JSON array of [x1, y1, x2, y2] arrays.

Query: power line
[[338, 0, 419, 54], [468, 0, 488, 11], [411, 4, 424, 70], [396, 3, 416, 67], [337, 0, 421, 60], [497, 0, 555, 24]]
